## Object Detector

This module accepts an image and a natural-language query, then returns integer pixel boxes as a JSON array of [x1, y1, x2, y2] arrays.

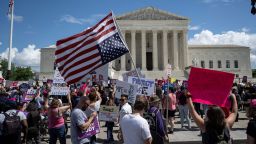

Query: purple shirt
[[148, 106, 165, 137]]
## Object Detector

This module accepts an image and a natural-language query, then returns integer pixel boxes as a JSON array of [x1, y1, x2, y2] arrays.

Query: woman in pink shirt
[[47, 98, 71, 144], [163, 87, 177, 134]]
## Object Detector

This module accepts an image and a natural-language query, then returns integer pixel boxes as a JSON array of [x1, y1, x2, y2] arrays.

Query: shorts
[[164, 109, 175, 118]]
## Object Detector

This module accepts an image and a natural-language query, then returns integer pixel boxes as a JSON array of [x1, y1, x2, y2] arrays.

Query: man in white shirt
[[120, 100, 152, 144], [119, 94, 132, 121]]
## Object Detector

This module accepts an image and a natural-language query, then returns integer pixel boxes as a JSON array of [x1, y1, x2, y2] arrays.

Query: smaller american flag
[[55, 12, 129, 85]]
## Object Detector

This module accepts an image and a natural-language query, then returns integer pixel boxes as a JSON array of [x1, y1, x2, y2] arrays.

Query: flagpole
[[111, 11, 145, 91], [7, 0, 14, 80]]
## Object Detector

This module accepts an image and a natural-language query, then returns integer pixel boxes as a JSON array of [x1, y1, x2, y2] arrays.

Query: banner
[[78, 117, 100, 139], [122, 68, 144, 82], [115, 80, 138, 104], [50, 87, 70, 95], [99, 106, 119, 122], [128, 77, 155, 96], [188, 67, 235, 107], [53, 69, 66, 84]]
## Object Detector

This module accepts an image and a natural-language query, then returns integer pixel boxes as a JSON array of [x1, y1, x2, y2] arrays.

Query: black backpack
[[3, 111, 22, 136]]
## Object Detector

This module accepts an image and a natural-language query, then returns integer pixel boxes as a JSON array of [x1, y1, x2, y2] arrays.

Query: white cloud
[[60, 14, 104, 25], [188, 29, 256, 68], [0, 45, 40, 71], [0, 42, 2, 46], [7, 14, 24, 22], [241, 27, 250, 32], [189, 25, 200, 31]]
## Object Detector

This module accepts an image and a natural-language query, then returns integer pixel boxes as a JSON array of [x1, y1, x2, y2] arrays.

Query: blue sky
[[0, 0, 255, 71]]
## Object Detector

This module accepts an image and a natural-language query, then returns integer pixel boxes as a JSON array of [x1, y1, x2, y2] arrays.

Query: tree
[[0, 59, 34, 80]]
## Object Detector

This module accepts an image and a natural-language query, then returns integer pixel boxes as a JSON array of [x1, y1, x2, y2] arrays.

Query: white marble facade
[[39, 7, 252, 80]]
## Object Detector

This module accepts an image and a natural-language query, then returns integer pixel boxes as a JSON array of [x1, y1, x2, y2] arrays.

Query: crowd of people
[[0, 79, 255, 144]]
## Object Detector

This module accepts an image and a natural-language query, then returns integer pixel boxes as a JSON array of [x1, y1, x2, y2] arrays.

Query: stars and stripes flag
[[55, 12, 129, 85], [8, 0, 14, 14]]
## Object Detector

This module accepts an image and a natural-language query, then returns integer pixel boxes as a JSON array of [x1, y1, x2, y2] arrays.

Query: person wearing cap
[[148, 95, 169, 144], [246, 99, 256, 144]]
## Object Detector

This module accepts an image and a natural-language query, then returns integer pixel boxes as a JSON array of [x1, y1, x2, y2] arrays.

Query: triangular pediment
[[116, 6, 188, 20]]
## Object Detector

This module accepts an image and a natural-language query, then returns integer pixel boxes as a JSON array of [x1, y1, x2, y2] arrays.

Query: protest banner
[[99, 106, 119, 122], [50, 87, 70, 95], [115, 80, 138, 104], [53, 69, 66, 84], [78, 117, 100, 139], [122, 68, 144, 82], [80, 64, 109, 83], [25, 88, 36, 101], [188, 67, 235, 107], [128, 76, 155, 96]]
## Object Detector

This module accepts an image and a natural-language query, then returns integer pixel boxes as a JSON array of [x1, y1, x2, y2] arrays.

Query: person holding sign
[[185, 91, 237, 144], [71, 96, 97, 144]]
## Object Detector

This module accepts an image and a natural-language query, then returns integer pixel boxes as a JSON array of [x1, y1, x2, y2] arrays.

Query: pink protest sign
[[188, 67, 234, 107], [78, 117, 100, 139]]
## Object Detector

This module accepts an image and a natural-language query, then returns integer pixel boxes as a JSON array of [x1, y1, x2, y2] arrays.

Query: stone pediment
[[116, 6, 188, 20]]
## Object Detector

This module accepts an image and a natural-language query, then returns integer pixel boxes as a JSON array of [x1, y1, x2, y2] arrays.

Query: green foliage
[[0, 59, 34, 80], [252, 69, 256, 78]]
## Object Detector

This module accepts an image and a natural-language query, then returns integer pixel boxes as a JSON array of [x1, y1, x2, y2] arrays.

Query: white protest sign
[[80, 64, 108, 83], [128, 76, 155, 96], [122, 68, 144, 82], [115, 80, 138, 104], [53, 69, 66, 84], [25, 88, 36, 101], [50, 68, 69, 95], [50, 87, 70, 95], [99, 106, 119, 122]]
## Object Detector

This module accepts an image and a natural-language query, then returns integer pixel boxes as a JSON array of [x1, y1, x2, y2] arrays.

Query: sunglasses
[[120, 99, 126, 102]]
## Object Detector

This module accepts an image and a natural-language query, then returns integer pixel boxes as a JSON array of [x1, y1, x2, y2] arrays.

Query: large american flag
[[55, 12, 129, 85]]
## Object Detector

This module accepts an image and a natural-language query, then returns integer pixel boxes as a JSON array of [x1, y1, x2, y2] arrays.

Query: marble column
[[183, 30, 188, 69], [121, 31, 126, 71], [141, 30, 146, 71], [173, 30, 179, 70], [131, 30, 136, 68], [153, 30, 158, 70], [162, 31, 168, 69]]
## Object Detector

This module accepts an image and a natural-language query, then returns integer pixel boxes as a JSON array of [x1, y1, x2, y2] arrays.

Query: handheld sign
[[78, 117, 100, 139], [115, 80, 138, 104], [99, 106, 119, 122], [188, 67, 234, 107], [128, 77, 155, 96]]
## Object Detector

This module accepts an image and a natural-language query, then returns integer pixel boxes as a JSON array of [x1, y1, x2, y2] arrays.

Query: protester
[[163, 87, 176, 134], [246, 99, 256, 144], [186, 91, 238, 144], [105, 98, 116, 143], [47, 97, 71, 144], [71, 96, 97, 144], [147, 95, 168, 144], [26, 101, 41, 144], [120, 100, 152, 144], [119, 94, 132, 120], [177, 88, 191, 129], [0, 101, 28, 144], [85, 86, 102, 144]]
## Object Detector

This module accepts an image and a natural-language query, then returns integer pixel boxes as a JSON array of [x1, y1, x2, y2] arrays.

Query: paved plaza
[[40, 110, 249, 144]]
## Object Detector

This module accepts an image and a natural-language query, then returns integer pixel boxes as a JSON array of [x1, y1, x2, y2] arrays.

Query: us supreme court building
[[40, 7, 252, 80]]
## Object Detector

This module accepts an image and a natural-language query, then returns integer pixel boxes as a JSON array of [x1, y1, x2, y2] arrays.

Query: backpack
[[3, 110, 22, 136], [203, 127, 233, 144], [27, 111, 41, 137], [144, 107, 159, 132]]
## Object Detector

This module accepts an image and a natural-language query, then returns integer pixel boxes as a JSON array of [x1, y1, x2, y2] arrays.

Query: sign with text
[[115, 80, 138, 104], [51, 69, 69, 95], [78, 117, 100, 139], [128, 77, 155, 96], [80, 64, 109, 83], [122, 68, 144, 82], [165, 64, 172, 77], [53, 69, 66, 84], [188, 67, 235, 107], [99, 106, 119, 122], [50, 87, 69, 95], [25, 88, 36, 101]]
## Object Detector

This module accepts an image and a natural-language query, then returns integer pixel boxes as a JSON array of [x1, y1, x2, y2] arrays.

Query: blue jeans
[[179, 104, 191, 128], [106, 122, 114, 141], [49, 125, 66, 144]]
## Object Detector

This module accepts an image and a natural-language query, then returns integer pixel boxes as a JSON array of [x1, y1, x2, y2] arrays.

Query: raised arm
[[79, 112, 97, 131], [226, 94, 238, 128], [186, 92, 205, 131]]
